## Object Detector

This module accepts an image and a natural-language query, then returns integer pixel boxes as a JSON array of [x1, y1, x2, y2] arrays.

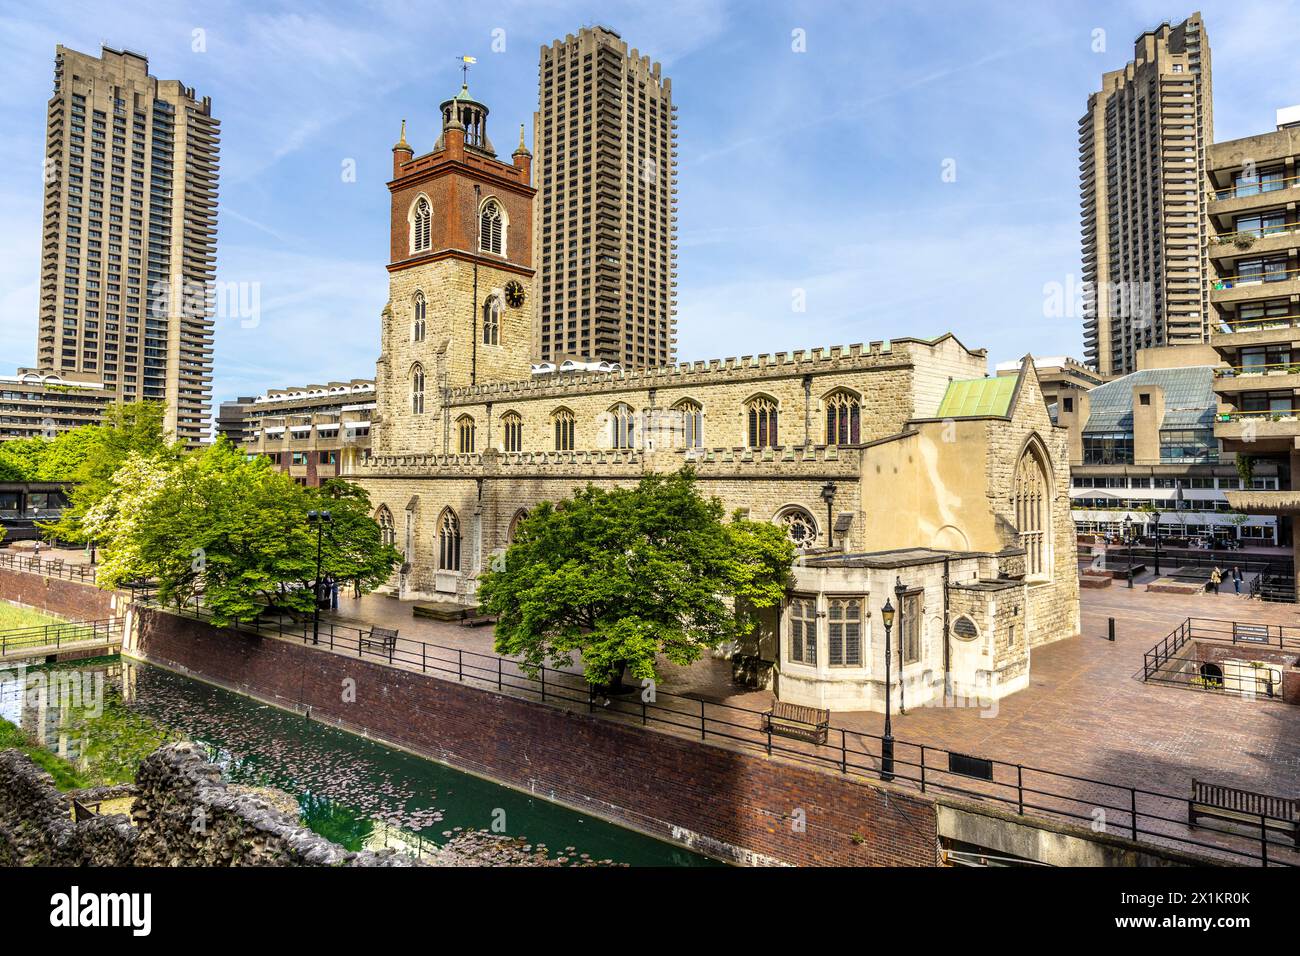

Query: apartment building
[[0, 368, 112, 440], [532, 26, 678, 367], [38, 45, 220, 448], [1206, 110, 1300, 586], [214, 395, 254, 446], [238, 380, 375, 486], [1079, 13, 1212, 376], [1054, 363, 1279, 544]]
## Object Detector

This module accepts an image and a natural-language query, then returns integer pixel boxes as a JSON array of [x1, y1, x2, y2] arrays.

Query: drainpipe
[[471, 184, 481, 386], [942, 556, 952, 706], [802, 374, 812, 447]]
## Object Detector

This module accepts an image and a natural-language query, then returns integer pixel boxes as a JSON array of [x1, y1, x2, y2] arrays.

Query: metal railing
[[0, 618, 121, 657], [133, 595, 1299, 867], [0, 551, 97, 583], [1143, 617, 1299, 698], [1214, 174, 1300, 201]]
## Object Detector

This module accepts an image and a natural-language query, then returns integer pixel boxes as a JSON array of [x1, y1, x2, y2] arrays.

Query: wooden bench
[[1189, 779, 1299, 846], [762, 700, 830, 745], [359, 626, 398, 661], [71, 799, 100, 822]]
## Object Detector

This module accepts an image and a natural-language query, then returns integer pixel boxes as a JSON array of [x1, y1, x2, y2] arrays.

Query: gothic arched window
[[375, 506, 395, 549], [502, 412, 523, 452], [553, 407, 575, 451], [411, 197, 431, 254], [609, 403, 635, 450], [1013, 441, 1052, 580], [482, 295, 501, 345], [479, 199, 504, 255], [777, 506, 817, 550], [457, 415, 476, 454], [438, 509, 461, 571], [410, 364, 425, 415], [413, 292, 426, 342], [824, 390, 861, 446], [675, 399, 703, 449], [747, 396, 778, 449], [507, 508, 528, 544]]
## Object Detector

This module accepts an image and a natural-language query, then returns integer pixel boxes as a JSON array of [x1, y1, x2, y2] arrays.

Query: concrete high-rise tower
[[532, 26, 678, 367], [38, 45, 220, 447], [1079, 13, 1212, 377]]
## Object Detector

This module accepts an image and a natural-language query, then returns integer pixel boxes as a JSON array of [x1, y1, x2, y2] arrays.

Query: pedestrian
[[1232, 565, 1243, 594], [1209, 566, 1222, 594], [331, 579, 339, 610], [33, 540, 42, 559]]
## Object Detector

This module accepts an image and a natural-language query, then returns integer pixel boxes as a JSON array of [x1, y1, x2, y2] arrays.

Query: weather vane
[[459, 54, 476, 86]]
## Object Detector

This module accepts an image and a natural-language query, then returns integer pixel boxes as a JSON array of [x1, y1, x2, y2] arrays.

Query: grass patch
[[0, 602, 65, 631], [0, 717, 89, 790]]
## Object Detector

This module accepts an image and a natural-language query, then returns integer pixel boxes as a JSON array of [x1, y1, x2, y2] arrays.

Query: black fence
[[131, 595, 1298, 867], [1142, 617, 1299, 699], [0, 551, 97, 584], [0, 618, 121, 657]]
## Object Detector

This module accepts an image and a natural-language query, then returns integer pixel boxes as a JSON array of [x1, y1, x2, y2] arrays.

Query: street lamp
[[879, 597, 895, 781], [1122, 515, 1133, 588], [1150, 505, 1162, 577], [894, 576, 907, 714], [820, 481, 837, 548], [308, 509, 332, 645]]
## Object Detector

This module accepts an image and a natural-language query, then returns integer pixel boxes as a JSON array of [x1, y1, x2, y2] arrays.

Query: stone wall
[[0, 744, 412, 867], [127, 605, 939, 866]]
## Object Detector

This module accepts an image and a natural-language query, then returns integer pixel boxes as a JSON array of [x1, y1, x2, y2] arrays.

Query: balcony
[[1210, 264, 1300, 304], [1212, 313, 1300, 351], [1212, 363, 1300, 396], [1209, 175, 1300, 216], [1208, 224, 1300, 264]]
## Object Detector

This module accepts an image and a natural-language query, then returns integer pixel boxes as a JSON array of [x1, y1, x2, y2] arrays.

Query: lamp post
[[880, 597, 895, 781], [308, 509, 332, 645], [894, 576, 907, 714], [820, 481, 837, 548], [1123, 515, 1133, 588], [1150, 505, 1162, 577]]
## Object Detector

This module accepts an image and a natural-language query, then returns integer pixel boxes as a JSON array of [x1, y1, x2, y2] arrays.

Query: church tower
[[374, 83, 535, 455]]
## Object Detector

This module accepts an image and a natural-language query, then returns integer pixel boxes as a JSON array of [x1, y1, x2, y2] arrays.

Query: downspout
[[802, 374, 812, 447], [942, 556, 952, 706], [472, 184, 481, 387]]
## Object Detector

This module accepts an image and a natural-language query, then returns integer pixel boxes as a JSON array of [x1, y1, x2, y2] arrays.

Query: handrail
[[1215, 361, 1300, 377], [1213, 174, 1300, 201], [1213, 223, 1300, 244], [0, 551, 97, 583], [132, 595, 1299, 867], [0, 618, 121, 656], [1216, 314, 1300, 333], [1214, 264, 1300, 286]]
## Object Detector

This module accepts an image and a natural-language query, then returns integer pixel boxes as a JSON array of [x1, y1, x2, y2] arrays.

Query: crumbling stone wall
[[0, 744, 412, 867]]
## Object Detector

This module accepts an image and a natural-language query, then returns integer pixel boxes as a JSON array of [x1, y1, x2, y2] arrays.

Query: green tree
[[479, 468, 794, 687], [85, 439, 399, 626], [41, 401, 180, 544]]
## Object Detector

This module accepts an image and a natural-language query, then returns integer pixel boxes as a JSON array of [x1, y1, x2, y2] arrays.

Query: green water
[[0, 657, 722, 867]]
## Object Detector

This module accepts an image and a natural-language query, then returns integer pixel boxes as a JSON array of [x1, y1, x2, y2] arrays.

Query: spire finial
[[393, 118, 411, 152], [518, 124, 526, 150]]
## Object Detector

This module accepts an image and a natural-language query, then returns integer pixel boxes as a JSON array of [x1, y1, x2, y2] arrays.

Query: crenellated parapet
[[440, 338, 970, 407]]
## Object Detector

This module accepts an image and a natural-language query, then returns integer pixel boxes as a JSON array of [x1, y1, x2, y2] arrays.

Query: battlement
[[349, 442, 864, 479], [443, 336, 979, 405]]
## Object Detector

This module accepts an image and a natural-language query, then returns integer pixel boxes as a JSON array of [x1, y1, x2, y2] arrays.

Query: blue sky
[[1, 0, 1296, 410]]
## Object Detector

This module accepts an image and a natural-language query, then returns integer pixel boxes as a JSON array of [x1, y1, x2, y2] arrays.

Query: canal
[[0, 656, 722, 867]]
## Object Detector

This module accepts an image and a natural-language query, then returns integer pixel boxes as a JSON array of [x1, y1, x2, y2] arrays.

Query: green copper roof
[[936, 376, 1017, 418]]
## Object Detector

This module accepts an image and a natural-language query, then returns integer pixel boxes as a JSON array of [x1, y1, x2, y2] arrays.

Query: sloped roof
[[936, 376, 1017, 418], [1083, 366, 1215, 433]]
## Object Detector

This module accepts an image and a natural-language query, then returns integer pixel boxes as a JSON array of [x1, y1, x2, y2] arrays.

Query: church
[[347, 84, 1080, 713]]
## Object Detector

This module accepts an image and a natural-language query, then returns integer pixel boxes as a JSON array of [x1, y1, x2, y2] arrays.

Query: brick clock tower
[[374, 84, 535, 455]]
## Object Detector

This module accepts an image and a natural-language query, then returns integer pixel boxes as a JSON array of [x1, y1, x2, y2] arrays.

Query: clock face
[[504, 280, 526, 309]]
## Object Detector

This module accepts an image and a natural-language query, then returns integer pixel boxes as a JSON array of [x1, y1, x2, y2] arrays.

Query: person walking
[[1209, 566, 1222, 594], [1232, 565, 1243, 594]]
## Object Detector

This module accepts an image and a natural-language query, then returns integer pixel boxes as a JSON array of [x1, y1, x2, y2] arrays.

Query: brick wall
[[0, 567, 121, 620], [128, 606, 938, 866]]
